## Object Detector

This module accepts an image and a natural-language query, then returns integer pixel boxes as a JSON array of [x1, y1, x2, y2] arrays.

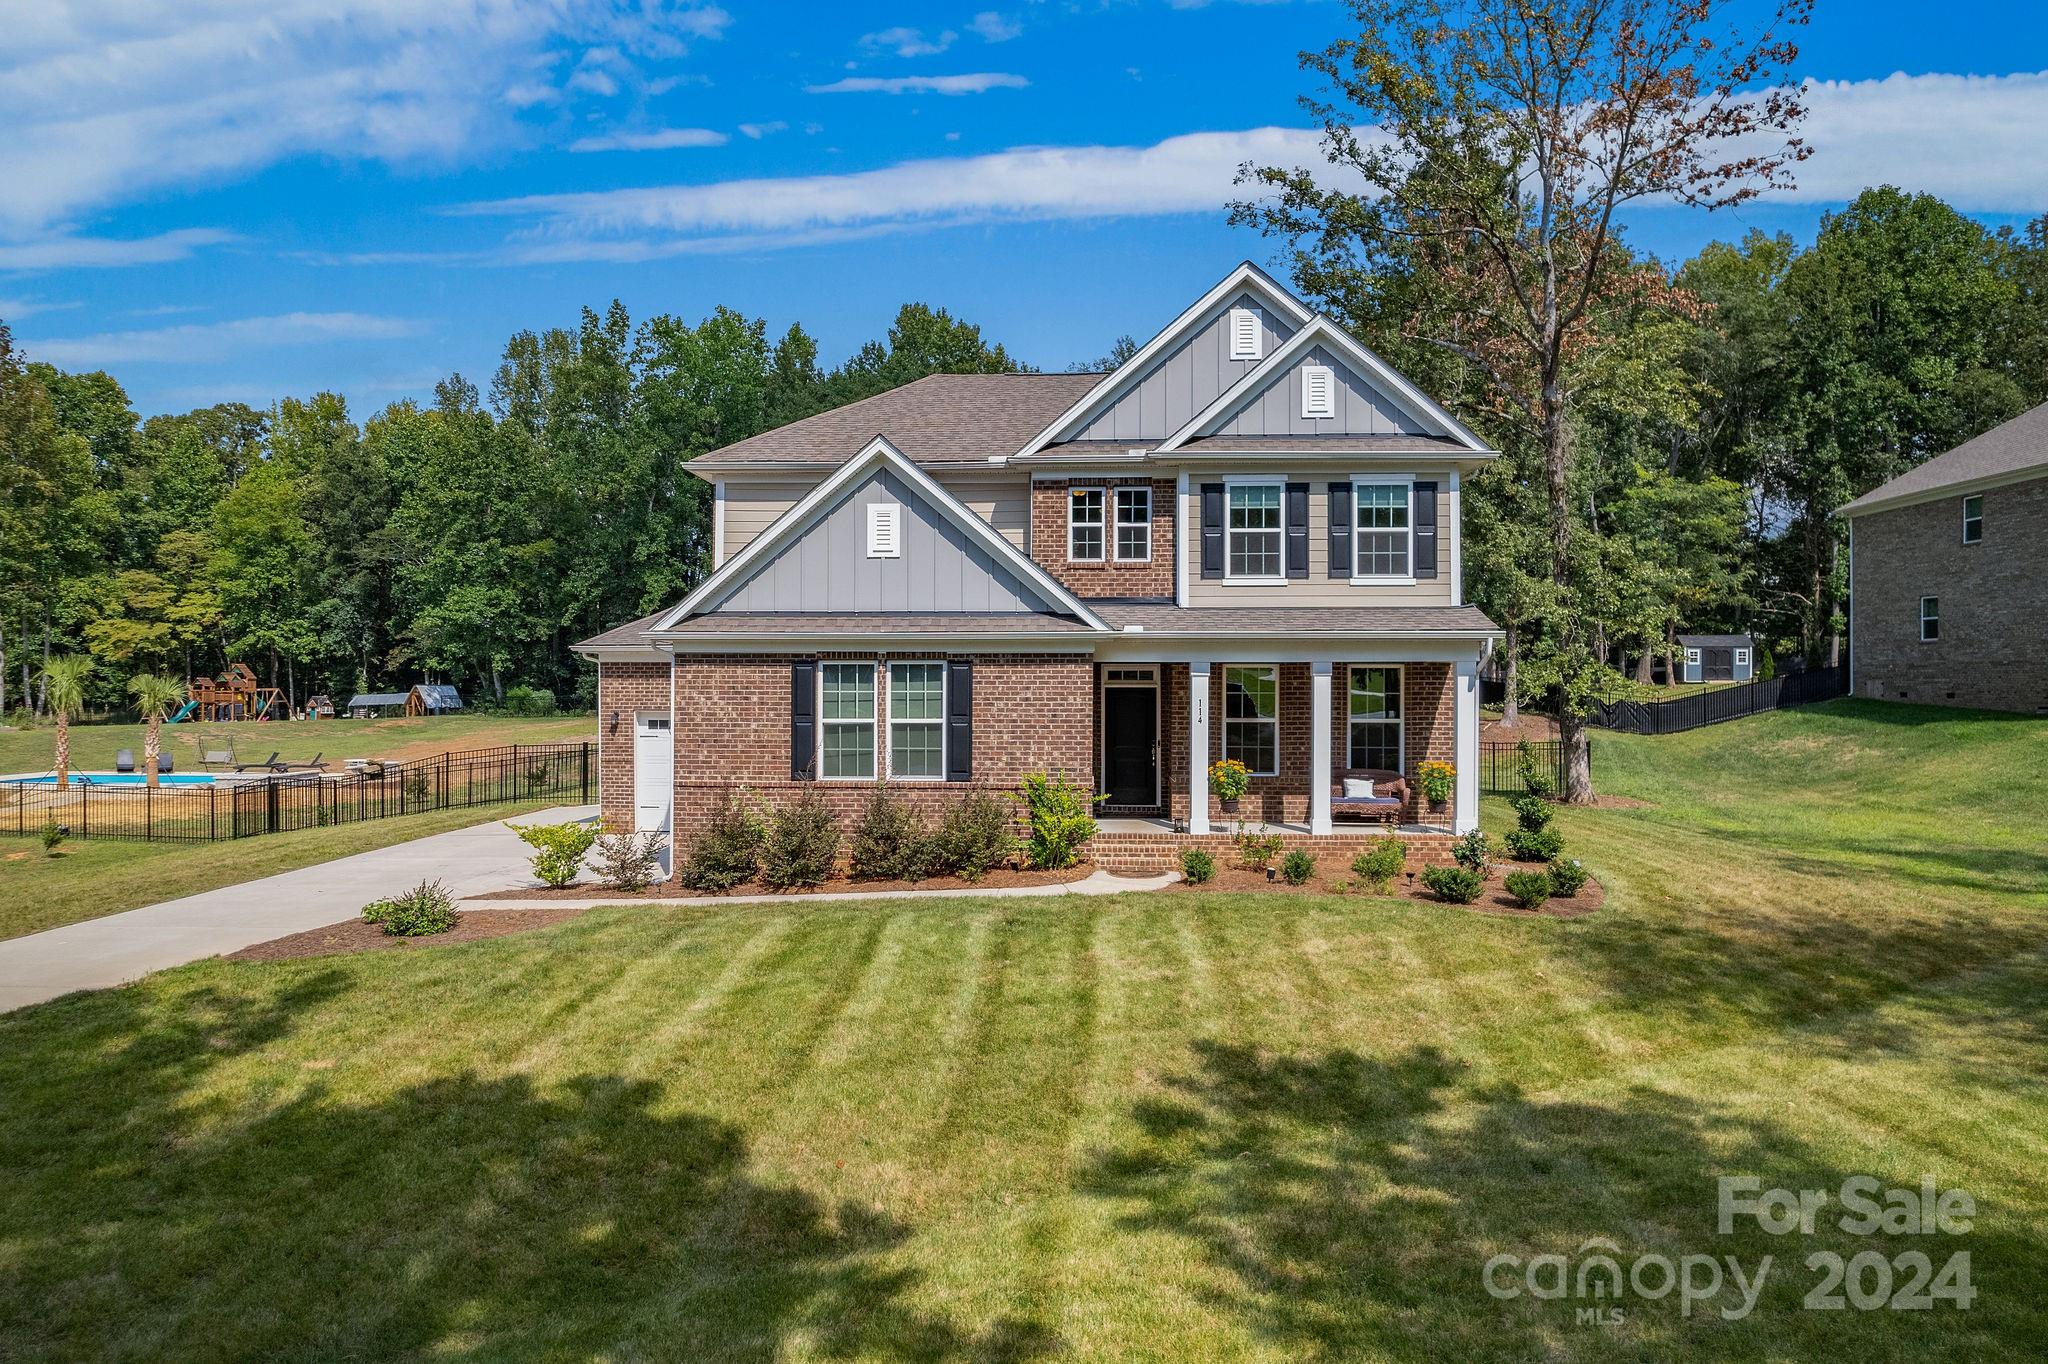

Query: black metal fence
[[1588, 667, 1848, 736], [1, 742, 592, 845], [1480, 740, 1578, 795]]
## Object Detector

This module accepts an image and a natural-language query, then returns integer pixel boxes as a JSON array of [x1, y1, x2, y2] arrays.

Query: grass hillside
[[2, 700, 2043, 1360]]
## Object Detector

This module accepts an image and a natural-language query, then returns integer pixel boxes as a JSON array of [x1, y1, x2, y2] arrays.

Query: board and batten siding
[[1076, 293, 1297, 443], [721, 471, 1028, 563], [1213, 347, 1428, 438], [1179, 475, 1461, 607], [708, 469, 1053, 615]]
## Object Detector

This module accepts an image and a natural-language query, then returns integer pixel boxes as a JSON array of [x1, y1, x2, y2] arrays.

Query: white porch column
[[1188, 658, 1212, 835], [1454, 656, 1481, 834], [1309, 659, 1334, 835]]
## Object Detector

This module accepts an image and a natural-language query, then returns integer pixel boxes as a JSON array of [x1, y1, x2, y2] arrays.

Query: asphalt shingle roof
[[696, 372, 1103, 466], [1093, 603, 1499, 634], [1839, 401, 2048, 514]]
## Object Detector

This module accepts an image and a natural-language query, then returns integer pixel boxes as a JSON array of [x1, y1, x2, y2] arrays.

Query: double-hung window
[[1223, 665, 1279, 775], [1962, 494, 1984, 544], [1226, 482, 1283, 579], [1353, 480, 1412, 579], [1347, 666, 1403, 771], [887, 661, 945, 779], [1114, 487, 1151, 561], [1920, 596, 1940, 642], [820, 663, 876, 779], [1068, 488, 1105, 561]]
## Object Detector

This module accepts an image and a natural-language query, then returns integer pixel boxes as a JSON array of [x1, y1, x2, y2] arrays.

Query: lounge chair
[[115, 749, 136, 774], [278, 752, 326, 772], [157, 752, 174, 775], [1331, 768, 1409, 825], [234, 751, 283, 773]]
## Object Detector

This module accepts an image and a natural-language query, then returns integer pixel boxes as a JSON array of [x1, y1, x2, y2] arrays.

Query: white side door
[[633, 711, 673, 832]]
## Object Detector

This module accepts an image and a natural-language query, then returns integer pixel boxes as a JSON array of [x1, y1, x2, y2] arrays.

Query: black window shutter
[[1200, 483, 1225, 579], [790, 658, 816, 779], [1285, 482, 1310, 578], [945, 661, 973, 782], [1326, 482, 1352, 579], [1413, 481, 1439, 579]]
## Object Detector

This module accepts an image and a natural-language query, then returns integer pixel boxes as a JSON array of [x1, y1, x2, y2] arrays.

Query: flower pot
[[1428, 797, 1448, 813], [1219, 797, 1241, 815]]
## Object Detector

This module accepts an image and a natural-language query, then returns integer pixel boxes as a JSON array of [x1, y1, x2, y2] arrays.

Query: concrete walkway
[[456, 866, 1179, 911], [0, 805, 597, 1014]]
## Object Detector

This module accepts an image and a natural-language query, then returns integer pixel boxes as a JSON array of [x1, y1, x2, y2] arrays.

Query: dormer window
[[866, 503, 901, 558], [1228, 306, 1262, 361], [1301, 363, 1335, 419]]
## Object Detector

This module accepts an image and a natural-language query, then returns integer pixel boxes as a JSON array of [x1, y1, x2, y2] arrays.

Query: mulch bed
[[1169, 861, 1605, 917], [477, 863, 1100, 900], [227, 908, 588, 962]]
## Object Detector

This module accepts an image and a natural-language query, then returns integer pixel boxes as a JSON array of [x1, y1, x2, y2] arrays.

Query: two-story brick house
[[577, 263, 1503, 868]]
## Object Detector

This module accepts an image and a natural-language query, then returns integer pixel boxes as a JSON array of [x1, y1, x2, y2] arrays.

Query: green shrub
[[590, 830, 663, 891], [931, 791, 1016, 881], [401, 768, 433, 805], [681, 788, 764, 891], [1421, 865, 1484, 904], [514, 820, 599, 887], [1450, 830, 1492, 873], [761, 789, 842, 890], [1502, 870, 1552, 909], [1233, 828, 1284, 870], [1510, 793, 1555, 831], [1279, 849, 1315, 885], [1504, 827, 1565, 862], [524, 762, 552, 795], [362, 879, 458, 936], [502, 684, 558, 716], [1350, 836, 1407, 894], [1013, 771, 1097, 870], [1546, 857, 1590, 898], [1515, 740, 1557, 799], [39, 816, 65, 855], [1179, 848, 1215, 884], [849, 786, 928, 880]]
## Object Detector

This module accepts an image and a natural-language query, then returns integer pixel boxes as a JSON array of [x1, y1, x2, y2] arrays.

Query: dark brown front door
[[1103, 687, 1158, 807]]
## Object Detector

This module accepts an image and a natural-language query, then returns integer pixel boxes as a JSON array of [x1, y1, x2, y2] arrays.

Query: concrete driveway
[[0, 804, 597, 1014]]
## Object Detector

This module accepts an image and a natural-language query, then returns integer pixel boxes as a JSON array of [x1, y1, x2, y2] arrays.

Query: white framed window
[[1734, 647, 1750, 668], [1920, 596, 1940, 642], [1068, 487, 1105, 561], [1962, 494, 1983, 544], [1347, 666, 1403, 772], [866, 503, 901, 558], [1352, 477, 1413, 580], [820, 662, 877, 779], [1228, 306, 1263, 361], [887, 661, 946, 779], [1113, 486, 1152, 561], [1226, 479, 1285, 580], [1685, 648, 1701, 666], [1301, 363, 1335, 419], [1222, 665, 1279, 775]]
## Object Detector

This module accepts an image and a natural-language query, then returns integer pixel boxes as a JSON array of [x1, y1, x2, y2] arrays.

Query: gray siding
[[1214, 347, 1427, 438], [1076, 292, 1296, 442], [709, 469, 1055, 615]]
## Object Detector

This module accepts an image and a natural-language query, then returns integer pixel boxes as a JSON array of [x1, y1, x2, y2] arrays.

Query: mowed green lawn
[[2, 701, 2044, 1361]]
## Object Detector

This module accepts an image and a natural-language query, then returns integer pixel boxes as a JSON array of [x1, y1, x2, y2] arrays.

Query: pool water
[[2, 773, 219, 787]]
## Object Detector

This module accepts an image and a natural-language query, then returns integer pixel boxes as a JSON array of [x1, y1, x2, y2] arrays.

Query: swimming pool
[[0, 772, 220, 788]]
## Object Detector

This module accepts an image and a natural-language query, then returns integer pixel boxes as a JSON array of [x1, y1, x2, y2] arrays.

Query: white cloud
[[0, 1, 732, 233], [968, 11, 1022, 42], [859, 26, 956, 58], [0, 297, 79, 321], [738, 121, 789, 139], [806, 73, 1029, 95], [566, 68, 622, 98], [24, 312, 424, 365], [0, 228, 241, 271], [569, 127, 729, 152]]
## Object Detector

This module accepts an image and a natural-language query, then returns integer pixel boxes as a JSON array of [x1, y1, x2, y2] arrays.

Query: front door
[[633, 711, 673, 832], [1103, 686, 1158, 807]]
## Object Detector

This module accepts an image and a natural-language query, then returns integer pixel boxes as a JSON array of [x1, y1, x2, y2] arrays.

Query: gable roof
[[651, 436, 1108, 632], [348, 692, 409, 708], [1839, 401, 2048, 516], [691, 372, 1100, 470]]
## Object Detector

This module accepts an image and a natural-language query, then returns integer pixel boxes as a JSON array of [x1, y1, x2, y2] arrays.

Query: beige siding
[[721, 478, 806, 563], [1180, 473, 1462, 607], [719, 471, 1028, 565], [934, 471, 1029, 550]]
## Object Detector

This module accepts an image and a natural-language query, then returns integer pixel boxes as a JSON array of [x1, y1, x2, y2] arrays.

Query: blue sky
[[4, 0, 2046, 416]]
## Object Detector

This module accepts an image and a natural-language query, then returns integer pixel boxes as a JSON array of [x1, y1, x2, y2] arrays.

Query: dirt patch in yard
[[478, 863, 1098, 899], [1481, 711, 1560, 742], [1170, 861, 1605, 917], [227, 908, 587, 962]]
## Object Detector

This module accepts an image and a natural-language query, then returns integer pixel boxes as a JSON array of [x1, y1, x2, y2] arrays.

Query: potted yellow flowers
[[1416, 760, 1456, 812], [1208, 757, 1251, 814]]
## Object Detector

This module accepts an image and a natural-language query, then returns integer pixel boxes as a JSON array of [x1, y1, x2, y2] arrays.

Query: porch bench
[[1331, 768, 1407, 824]]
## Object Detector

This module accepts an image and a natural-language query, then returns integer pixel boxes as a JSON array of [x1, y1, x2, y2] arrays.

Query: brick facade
[[1091, 829, 1462, 875], [1850, 476, 2048, 714], [1028, 477, 1176, 599], [594, 660, 671, 833]]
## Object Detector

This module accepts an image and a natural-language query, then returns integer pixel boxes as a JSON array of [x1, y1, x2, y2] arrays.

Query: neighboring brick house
[[1841, 401, 2048, 714], [576, 263, 1503, 867]]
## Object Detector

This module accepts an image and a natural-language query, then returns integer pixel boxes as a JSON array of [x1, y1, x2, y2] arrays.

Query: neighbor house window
[[1223, 666, 1279, 775], [1228, 306, 1262, 360], [1353, 480, 1412, 578], [887, 661, 945, 779], [1301, 363, 1335, 419], [1348, 666, 1403, 772], [1114, 487, 1152, 561], [1920, 597, 1940, 642], [1226, 482, 1283, 579], [1734, 648, 1750, 668], [1962, 494, 1983, 544], [1068, 488, 1105, 561], [820, 663, 877, 779]]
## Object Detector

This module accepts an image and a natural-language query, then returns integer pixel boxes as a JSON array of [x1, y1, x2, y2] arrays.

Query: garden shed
[[407, 684, 465, 716], [346, 691, 409, 718], [1678, 634, 1755, 684]]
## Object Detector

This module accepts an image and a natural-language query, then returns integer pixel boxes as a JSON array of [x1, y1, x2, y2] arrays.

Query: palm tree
[[127, 673, 189, 787], [40, 656, 92, 788]]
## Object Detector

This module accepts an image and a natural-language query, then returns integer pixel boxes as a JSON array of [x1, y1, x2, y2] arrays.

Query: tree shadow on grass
[[0, 981, 1054, 1363], [1081, 1039, 2046, 1362]]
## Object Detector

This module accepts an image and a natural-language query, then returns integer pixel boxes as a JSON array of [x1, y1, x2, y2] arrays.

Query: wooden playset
[[185, 663, 285, 722]]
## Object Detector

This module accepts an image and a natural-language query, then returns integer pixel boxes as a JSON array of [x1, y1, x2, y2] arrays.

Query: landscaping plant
[[361, 879, 458, 936], [1421, 864, 1484, 904], [850, 786, 928, 880], [1502, 870, 1552, 910], [1179, 848, 1215, 884], [1450, 830, 1492, 873], [590, 830, 663, 892], [1504, 826, 1566, 862], [1233, 827, 1284, 871], [126, 673, 188, 787], [38, 655, 91, 788], [1014, 771, 1097, 871], [401, 768, 433, 806], [514, 820, 599, 887], [1546, 857, 1590, 898], [502, 684, 558, 716], [1279, 849, 1315, 886], [1415, 759, 1456, 807], [760, 789, 842, 890], [1208, 758, 1252, 805], [681, 788, 764, 891], [38, 817, 65, 856], [1509, 793, 1554, 831], [931, 792, 1016, 882], [1351, 836, 1406, 895], [1515, 740, 1557, 799]]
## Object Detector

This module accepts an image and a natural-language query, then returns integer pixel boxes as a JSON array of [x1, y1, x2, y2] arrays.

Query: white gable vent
[[1301, 363, 1336, 419], [866, 502, 902, 558], [1228, 306, 1262, 360]]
